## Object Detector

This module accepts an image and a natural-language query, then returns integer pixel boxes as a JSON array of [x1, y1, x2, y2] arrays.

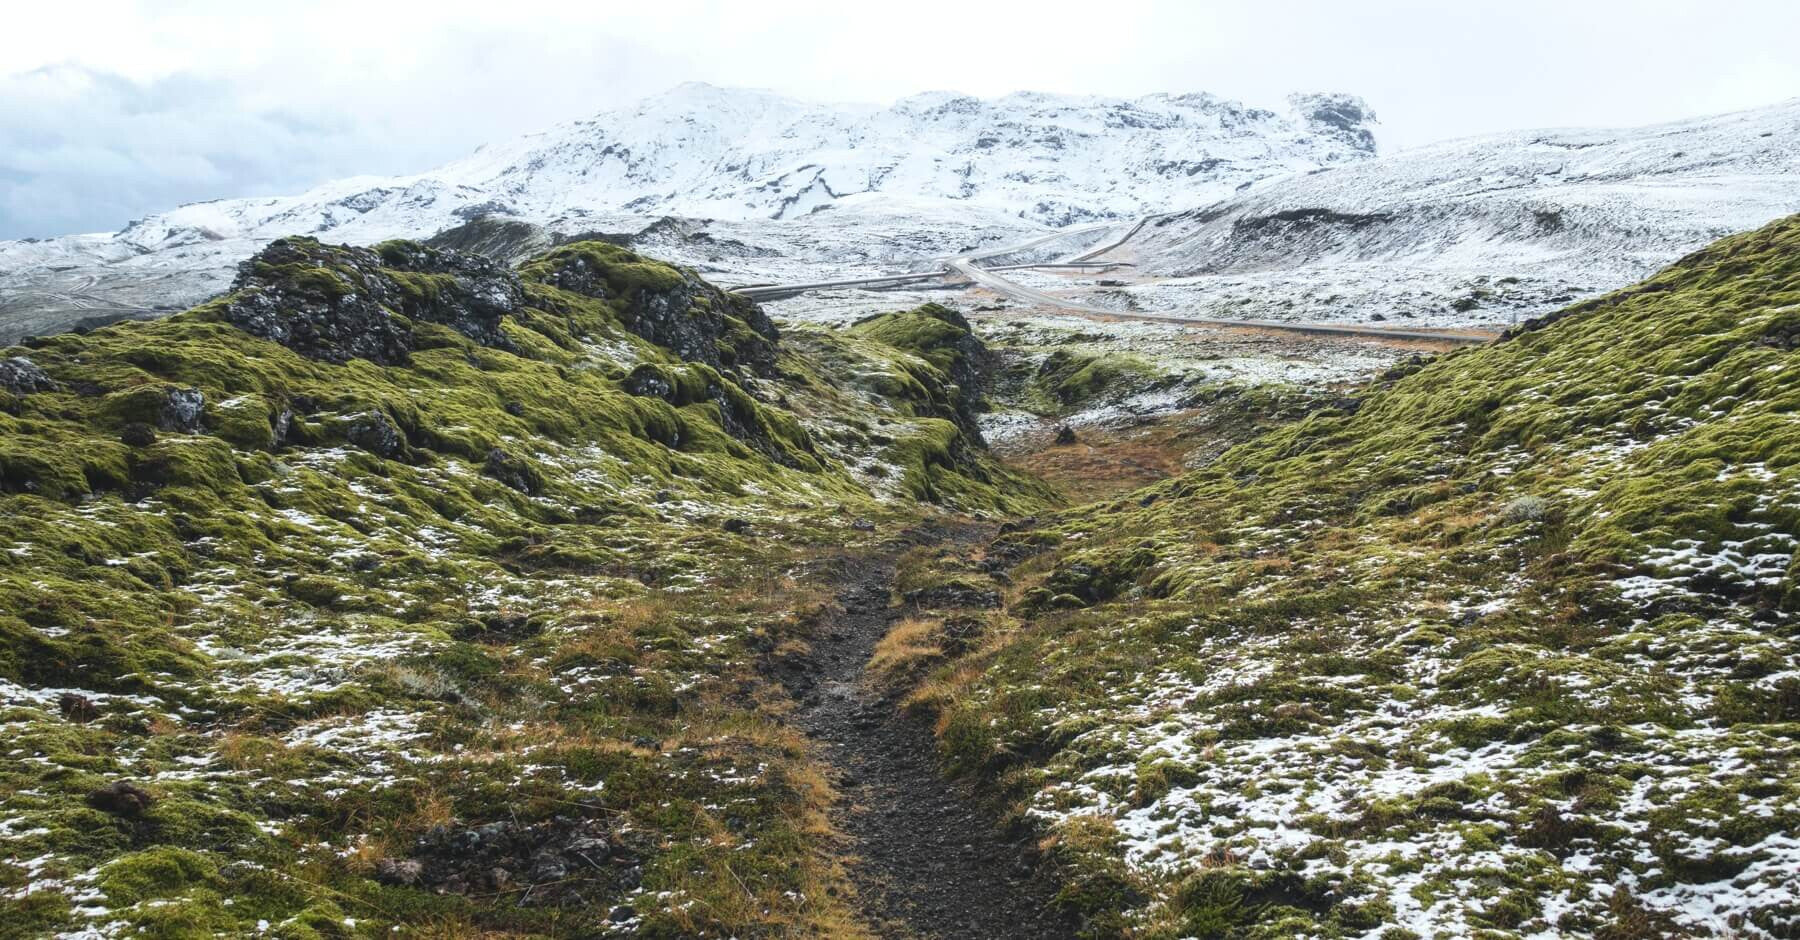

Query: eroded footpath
[[778, 523, 1078, 940]]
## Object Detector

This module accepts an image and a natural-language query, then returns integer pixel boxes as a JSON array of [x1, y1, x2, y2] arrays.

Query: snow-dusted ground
[[1019, 431, 1800, 938]]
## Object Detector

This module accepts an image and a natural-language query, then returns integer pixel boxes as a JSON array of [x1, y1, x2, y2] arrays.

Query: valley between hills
[[1, 85, 1798, 940]]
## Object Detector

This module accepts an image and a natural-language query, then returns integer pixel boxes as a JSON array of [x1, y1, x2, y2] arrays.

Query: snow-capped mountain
[[1106, 98, 1800, 329], [130, 83, 1375, 237], [0, 83, 1377, 341]]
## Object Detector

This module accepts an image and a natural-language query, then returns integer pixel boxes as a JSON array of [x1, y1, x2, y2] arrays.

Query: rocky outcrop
[[849, 303, 995, 439], [1287, 92, 1379, 154], [220, 237, 523, 365], [157, 387, 205, 433], [0, 356, 57, 397], [344, 410, 410, 460], [525, 242, 779, 378]]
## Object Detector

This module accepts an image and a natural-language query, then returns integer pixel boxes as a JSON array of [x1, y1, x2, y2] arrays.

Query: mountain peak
[[1286, 91, 1380, 153]]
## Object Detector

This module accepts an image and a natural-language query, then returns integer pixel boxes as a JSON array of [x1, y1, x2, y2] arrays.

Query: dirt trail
[[782, 524, 1077, 940]]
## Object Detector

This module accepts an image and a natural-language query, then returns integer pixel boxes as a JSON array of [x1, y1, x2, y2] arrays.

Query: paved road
[[732, 216, 1497, 347], [1069, 212, 1171, 262], [734, 270, 949, 300], [947, 256, 1494, 345]]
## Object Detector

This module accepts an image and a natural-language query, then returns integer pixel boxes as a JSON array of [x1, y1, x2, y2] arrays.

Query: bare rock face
[[1287, 92, 1379, 154], [0, 356, 57, 397], [157, 387, 206, 432], [220, 237, 524, 366]]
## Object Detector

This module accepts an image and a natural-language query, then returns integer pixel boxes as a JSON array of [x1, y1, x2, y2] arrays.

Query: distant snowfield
[[1, 84, 1797, 345], [1100, 100, 1800, 329]]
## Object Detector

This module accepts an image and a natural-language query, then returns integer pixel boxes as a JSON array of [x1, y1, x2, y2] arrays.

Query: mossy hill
[[907, 216, 1800, 938], [0, 236, 1045, 938], [6, 211, 1799, 940]]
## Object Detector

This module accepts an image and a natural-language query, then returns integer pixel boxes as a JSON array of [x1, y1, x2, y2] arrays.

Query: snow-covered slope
[[1105, 98, 1800, 329], [0, 83, 1375, 342]]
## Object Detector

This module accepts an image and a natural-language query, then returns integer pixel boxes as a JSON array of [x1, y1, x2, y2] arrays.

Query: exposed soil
[[779, 523, 1078, 940]]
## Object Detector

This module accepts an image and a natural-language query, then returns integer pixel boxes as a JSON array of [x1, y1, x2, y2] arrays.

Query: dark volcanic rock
[[87, 781, 155, 817], [157, 387, 205, 432], [1759, 321, 1800, 350], [534, 251, 608, 298], [530, 245, 779, 378], [483, 448, 543, 495], [622, 364, 674, 399], [345, 411, 408, 459], [0, 357, 58, 397], [220, 237, 523, 365], [374, 858, 424, 886], [375, 240, 525, 347], [394, 816, 627, 906]]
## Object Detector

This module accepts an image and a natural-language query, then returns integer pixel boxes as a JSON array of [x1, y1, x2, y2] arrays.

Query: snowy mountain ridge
[[132, 83, 1376, 238], [1103, 96, 1800, 330], [0, 82, 1376, 342]]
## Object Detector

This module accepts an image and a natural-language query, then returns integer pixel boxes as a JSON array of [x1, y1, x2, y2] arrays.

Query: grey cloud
[[0, 65, 438, 239]]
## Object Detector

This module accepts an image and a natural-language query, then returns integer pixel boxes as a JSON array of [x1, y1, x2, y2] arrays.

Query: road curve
[[947, 257, 1496, 346], [728, 216, 1497, 347], [1069, 212, 1171, 262]]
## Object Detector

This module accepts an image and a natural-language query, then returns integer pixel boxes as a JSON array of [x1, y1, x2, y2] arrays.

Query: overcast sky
[[3, 0, 1797, 240]]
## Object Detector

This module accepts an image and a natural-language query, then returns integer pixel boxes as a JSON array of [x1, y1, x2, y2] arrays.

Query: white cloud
[[2, 0, 1797, 239]]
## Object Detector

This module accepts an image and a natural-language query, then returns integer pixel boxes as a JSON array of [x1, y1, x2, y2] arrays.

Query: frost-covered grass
[[913, 215, 1800, 938]]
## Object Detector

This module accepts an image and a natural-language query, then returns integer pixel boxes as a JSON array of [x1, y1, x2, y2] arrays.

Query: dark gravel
[[781, 528, 1078, 940]]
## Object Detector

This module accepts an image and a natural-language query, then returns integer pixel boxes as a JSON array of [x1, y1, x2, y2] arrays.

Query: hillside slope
[[1112, 99, 1800, 331], [0, 237, 1045, 937], [918, 216, 1800, 937]]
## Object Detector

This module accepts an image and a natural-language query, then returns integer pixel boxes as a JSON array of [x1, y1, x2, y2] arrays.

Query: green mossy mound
[[0, 237, 1042, 937], [989, 344, 1172, 417], [788, 305, 1055, 508], [924, 215, 1800, 936], [850, 302, 993, 432]]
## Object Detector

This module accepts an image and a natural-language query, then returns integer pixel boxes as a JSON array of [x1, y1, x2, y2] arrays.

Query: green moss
[[0, 233, 1068, 937], [922, 215, 1800, 934], [1015, 348, 1167, 413], [251, 261, 352, 299], [849, 302, 981, 378], [97, 848, 220, 905]]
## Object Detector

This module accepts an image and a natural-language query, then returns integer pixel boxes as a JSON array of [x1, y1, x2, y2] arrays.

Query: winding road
[[737, 216, 1498, 347]]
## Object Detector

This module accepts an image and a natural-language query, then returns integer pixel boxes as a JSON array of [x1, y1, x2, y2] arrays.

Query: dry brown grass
[[866, 616, 944, 690], [1004, 428, 1191, 505]]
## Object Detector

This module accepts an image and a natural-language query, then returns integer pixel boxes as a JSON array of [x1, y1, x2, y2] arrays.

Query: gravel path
[[781, 526, 1078, 940]]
